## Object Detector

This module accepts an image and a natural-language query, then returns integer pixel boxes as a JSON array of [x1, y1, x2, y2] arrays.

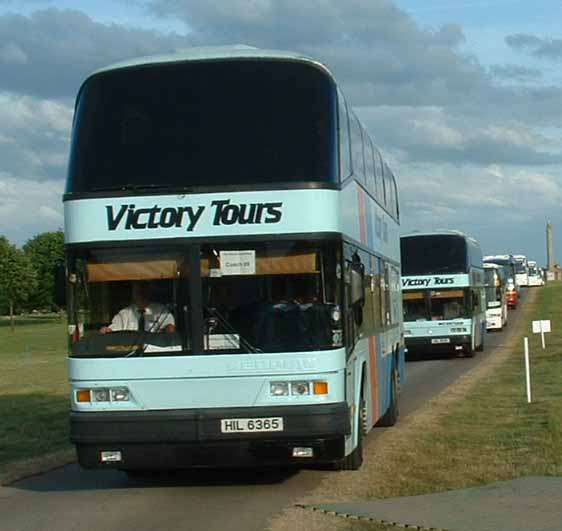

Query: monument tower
[[547, 221, 555, 271]]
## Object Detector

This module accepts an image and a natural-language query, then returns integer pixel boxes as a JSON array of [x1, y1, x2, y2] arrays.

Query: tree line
[[0, 231, 64, 324]]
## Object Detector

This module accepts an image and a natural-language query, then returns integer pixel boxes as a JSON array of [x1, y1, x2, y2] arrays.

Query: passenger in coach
[[99, 281, 176, 334]]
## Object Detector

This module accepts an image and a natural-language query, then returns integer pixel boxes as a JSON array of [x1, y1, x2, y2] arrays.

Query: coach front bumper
[[71, 402, 350, 468], [405, 335, 471, 354]]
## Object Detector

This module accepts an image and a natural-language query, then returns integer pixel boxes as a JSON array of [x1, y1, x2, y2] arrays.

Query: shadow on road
[[406, 351, 465, 362], [11, 463, 302, 493]]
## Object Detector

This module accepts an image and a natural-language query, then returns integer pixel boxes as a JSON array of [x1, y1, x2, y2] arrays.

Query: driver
[[99, 281, 176, 334]]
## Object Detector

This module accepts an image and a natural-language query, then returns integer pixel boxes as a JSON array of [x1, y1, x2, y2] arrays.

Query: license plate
[[431, 338, 450, 344], [220, 417, 284, 433]]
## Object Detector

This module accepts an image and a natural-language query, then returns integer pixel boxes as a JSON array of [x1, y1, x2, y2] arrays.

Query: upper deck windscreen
[[401, 235, 468, 276], [66, 60, 337, 194]]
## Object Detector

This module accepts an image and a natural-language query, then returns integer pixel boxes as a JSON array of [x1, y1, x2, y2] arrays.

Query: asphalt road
[[0, 291, 529, 531]]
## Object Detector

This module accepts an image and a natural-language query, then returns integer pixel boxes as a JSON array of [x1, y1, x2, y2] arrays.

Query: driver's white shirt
[[109, 303, 175, 332]]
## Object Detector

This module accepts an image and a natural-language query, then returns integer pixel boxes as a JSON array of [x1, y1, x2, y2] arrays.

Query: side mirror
[[54, 263, 66, 307]]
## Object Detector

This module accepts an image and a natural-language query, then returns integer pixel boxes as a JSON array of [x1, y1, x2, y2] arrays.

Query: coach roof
[[401, 230, 477, 244], [86, 45, 333, 82]]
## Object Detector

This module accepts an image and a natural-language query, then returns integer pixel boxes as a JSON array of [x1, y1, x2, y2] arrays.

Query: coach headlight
[[291, 381, 311, 396], [110, 387, 130, 401], [270, 382, 289, 396], [93, 388, 110, 402]]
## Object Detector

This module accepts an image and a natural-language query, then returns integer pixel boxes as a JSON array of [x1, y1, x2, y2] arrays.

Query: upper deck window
[[338, 93, 352, 180], [349, 114, 365, 184], [66, 60, 337, 194], [401, 235, 468, 276]]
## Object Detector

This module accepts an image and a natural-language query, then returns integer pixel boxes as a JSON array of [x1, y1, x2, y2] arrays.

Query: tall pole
[[547, 221, 554, 271]]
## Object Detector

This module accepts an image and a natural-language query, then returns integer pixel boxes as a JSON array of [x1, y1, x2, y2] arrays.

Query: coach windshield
[[403, 288, 471, 321], [66, 59, 337, 195], [67, 240, 343, 358], [66, 247, 188, 358], [200, 240, 342, 353]]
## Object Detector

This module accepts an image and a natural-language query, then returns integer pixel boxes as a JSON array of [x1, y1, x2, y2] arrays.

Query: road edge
[[0, 448, 76, 487]]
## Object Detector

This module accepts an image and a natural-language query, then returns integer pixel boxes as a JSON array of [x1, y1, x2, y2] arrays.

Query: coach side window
[[338, 93, 352, 180], [373, 149, 383, 206], [364, 136, 376, 198], [383, 164, 396, 215], [382, 163, 389, 209], [350, 114, 365, 185], [392, 174, 400, 220]]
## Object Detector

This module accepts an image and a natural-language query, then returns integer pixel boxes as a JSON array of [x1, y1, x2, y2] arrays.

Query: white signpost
[[532, 319, 551, 349], [523, 337, 532, 404]]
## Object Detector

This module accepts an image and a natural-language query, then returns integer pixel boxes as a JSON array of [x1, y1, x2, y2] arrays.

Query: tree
[[0, 238, 38, 330], [23, 231, 64, 311], [0, 237, 9, 314]]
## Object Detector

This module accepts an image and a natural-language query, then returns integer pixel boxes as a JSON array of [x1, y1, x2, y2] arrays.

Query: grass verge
[[0, 314, 73, 483], [269, 285, 562, 531]]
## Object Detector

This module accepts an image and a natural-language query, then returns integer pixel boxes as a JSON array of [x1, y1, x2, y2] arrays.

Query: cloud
[[490, 64, 543, 81], [505, 34, 543, 50], [506, 33, 562, 60], [358, 106, 562, 166], [0, 43, 28, 65], [397, 161, 562, 262], [0, 8, 191, 99], [0, 92, 72, 181], [0, 173, 64, 245]]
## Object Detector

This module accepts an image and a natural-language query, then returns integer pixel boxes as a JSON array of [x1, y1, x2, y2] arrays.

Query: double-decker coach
[[401, 230, 486, 357], [60, 46, 405, 472]]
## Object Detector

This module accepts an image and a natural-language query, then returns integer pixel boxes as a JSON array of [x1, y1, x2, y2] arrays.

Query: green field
[[0, 315, 71, 469]]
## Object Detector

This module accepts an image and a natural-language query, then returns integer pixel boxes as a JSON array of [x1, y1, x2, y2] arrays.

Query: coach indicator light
[[313, 382, 328, 395], [76, 389, 91, 403]]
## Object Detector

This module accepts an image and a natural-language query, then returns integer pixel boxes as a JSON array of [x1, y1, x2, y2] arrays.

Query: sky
[[1, 0, 561, 266]]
